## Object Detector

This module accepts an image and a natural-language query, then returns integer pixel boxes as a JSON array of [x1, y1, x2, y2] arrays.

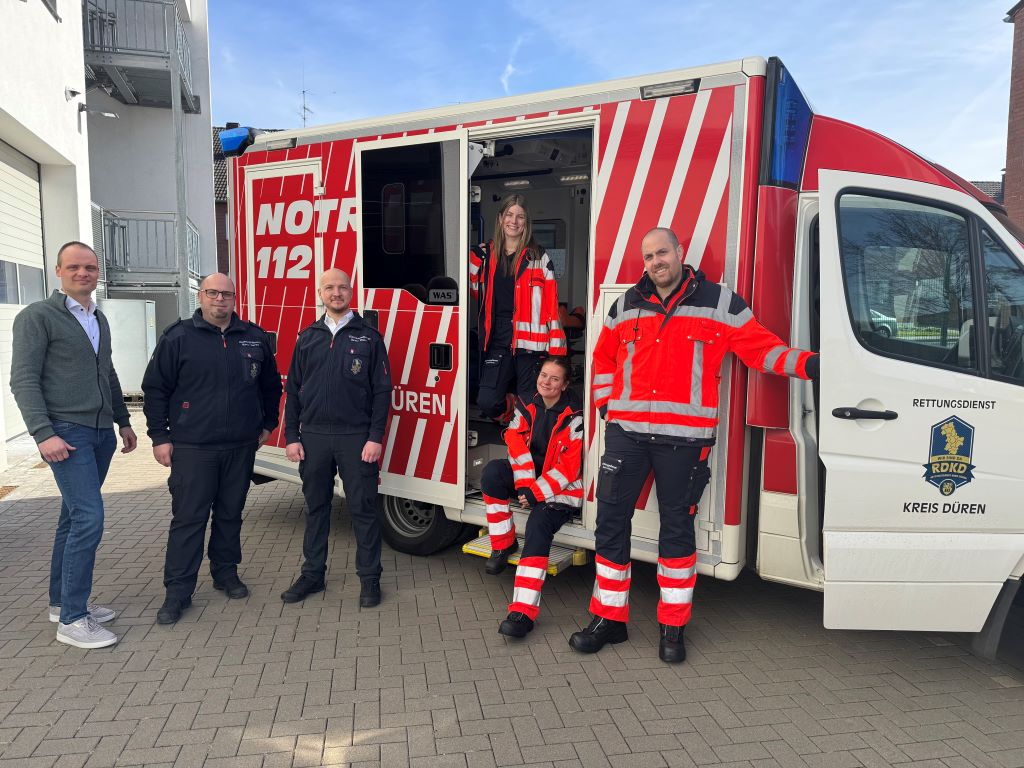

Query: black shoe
[[659, 623, 686, 664], [156, 596, 191, 625], [568, 615, 628, 654], [485, 539, 519, 575], [281, 574, 325, 603], [498, 611, 534, 638], [359, 578, 381, 608], [212, 574, 249, 599]]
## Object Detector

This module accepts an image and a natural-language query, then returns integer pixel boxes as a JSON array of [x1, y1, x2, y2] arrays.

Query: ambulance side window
[[360, 140, 461, 300], [837, 193, 976, 372], [982, 229, 1024, 384]]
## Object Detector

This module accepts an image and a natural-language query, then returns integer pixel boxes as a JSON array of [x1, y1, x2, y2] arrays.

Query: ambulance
[[222, 57, 1024, 651]]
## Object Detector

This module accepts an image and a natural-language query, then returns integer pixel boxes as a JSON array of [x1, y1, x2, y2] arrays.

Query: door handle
[[831, 407, 898, 421]]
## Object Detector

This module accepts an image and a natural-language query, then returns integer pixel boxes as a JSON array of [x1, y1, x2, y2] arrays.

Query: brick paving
[[1, 431, 1023, 768]]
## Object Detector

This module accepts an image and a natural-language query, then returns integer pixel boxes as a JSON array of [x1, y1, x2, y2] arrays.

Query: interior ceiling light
[[559, 174, 589, 183], [503, 179, 530, 188]]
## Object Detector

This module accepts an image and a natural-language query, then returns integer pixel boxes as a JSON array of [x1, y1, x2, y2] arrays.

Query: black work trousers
[[299, 431, 382, 581], [164, 442, 258, 599], [595, 423, 711, 564], [477, 349, 542, 419], [480, 458, 574, 558]]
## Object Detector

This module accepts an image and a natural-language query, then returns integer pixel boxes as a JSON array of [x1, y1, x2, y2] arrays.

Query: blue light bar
[[220, 126, 255, 157], [761, 58, 813, 189]]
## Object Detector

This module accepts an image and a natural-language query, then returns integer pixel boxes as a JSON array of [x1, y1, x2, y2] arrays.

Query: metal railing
[[102, 210, 200, 276], [82, 0, 193, 92]]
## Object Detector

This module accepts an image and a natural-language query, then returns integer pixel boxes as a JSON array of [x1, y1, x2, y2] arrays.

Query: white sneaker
[[49, 603, 116, 624], [55, 615, 118, 649]]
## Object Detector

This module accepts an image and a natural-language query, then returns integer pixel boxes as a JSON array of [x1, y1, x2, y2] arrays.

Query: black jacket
[[284, 312, 391, 444], [142, 311, 282, 448]]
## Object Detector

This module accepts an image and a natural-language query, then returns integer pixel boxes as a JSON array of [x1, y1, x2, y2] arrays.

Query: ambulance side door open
[[354, 132, 468, 510], [817, 170, 1024, 632]]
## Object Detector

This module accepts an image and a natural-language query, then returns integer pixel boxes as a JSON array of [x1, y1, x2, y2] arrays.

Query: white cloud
[[500, 36, 525, 94]]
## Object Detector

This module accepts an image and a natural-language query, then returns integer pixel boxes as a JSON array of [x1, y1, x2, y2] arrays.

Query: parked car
[[870, 309, 898, 337]]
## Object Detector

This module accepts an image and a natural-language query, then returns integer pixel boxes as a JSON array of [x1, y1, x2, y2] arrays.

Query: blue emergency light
[[220, 126, 256, 157]]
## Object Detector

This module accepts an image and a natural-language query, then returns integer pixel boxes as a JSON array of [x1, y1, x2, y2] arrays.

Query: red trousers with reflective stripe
[[589, 554, 631, 623], [509, 555, 548, 619]]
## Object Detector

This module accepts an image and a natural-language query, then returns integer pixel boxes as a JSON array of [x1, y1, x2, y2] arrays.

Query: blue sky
[[209, 0, 1013, 180]]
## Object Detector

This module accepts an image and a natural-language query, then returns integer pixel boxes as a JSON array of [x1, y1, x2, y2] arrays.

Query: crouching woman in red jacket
[[478, 356, 583, 638]]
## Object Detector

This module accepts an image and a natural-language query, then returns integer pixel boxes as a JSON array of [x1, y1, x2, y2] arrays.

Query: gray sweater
[[11, 290, 131, 444]]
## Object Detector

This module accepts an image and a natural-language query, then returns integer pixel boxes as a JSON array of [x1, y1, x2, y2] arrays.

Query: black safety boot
[[281, 574, 325, 603], [659, 623, 686, 664], [156, 595, 191, 625], [498, 611, 534, 638], [359, 578, 382, 608], [213, 574, 249, 599], [568, 615, 628, 653], [485, 539, 519, 575]]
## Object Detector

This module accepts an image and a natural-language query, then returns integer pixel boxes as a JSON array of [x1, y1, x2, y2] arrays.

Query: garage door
[[0, 139, 45, 439]]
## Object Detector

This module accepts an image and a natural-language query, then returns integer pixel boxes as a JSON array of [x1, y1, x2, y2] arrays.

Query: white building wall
[[0, 1, 94, 464], [86, 0, 216, 276]]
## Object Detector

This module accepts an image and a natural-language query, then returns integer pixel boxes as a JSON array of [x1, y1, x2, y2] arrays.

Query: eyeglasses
[[202, 289, 236, 300]]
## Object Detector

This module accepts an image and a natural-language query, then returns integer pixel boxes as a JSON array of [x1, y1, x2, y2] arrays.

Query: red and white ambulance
[[225, 57, 1024, 648]]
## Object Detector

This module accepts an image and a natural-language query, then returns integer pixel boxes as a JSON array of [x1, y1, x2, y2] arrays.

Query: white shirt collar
[[64, 294, 96, 315], [324, 310, 353, 330]]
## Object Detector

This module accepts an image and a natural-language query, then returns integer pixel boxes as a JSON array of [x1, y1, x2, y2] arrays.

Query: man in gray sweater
[[10, 241, 137, 649]]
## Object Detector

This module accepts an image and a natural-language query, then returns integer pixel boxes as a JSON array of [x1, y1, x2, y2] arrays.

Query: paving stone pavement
[[2, 431, 1024, 768]]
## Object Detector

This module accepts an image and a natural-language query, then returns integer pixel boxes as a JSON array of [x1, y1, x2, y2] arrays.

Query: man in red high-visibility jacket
[[569, 227, 819, 663]]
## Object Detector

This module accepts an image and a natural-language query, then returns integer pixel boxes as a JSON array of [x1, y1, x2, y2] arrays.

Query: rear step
[[462, 532, 587, 575]]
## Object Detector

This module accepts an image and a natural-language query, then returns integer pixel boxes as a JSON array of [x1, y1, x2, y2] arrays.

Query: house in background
[[84, 0, 216, 334]]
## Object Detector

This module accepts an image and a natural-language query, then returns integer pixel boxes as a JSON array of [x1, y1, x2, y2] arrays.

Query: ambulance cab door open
[[817, 169, 1024, 632], [354, 132, 469, 517]]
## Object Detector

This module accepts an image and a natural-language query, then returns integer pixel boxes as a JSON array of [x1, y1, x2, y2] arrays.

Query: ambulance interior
[[465, 128, 593, 503]]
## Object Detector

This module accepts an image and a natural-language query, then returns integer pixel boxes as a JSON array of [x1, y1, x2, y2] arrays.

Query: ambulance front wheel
[[378, 494, 468, 556]]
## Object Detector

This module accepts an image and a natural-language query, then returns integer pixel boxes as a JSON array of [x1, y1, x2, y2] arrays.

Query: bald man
[[142, 274, 282, 624], [282, 269, 392, 607]]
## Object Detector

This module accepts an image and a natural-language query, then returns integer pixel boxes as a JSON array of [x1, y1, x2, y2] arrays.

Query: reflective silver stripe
[[717, 288, 731, 314], [595, 561, 631, 581], [510, 451, 531, 465], [657, 562, 695, 580], [608, 399, 717, 418], [516, 565, 547, 581], [547, 468, 569, 488], [611, 419, 716, 440], [691, 340, 704, 405], [763, 345, 787, 373], [594, 373, 614, 385], [486, 502, 508, 516], [516, 321, 549, 333], [592, 583, 629, 607], [659, 587, 694, 604], [783, 349, 801, 376], [605, 306, 658, 330], [512, 469, 534, 482], [622, 342, 635, 400], [516, 339, 548, 351], [508, 412, 522, 430], [512, 586, 542, 607], [535, 476, 554, 500], [671, 303, 752, 327], [551, 493, 583, 508], [489, 517, 513, 536], [532, 285, 541, 328], [593, 385, 613, 401]]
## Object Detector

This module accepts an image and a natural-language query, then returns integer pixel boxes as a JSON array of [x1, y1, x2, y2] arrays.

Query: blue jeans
[[46, 421, 117, 624]]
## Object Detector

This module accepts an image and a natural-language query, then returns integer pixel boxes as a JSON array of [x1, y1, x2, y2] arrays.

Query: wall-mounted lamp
[[79, 103, 119, 119], [65, 87, 82, 101]]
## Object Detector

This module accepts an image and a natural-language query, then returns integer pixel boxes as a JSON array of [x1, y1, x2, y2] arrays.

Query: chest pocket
[[343, 341, 372, 379], [690, 320, 721, 346], [239, 345, 264, 383]]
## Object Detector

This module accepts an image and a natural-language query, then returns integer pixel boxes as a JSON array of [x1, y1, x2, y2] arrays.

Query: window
[[0, 262, 19, 304], [837, 194, 975, 371], [982, 230, 1024, 383], [18, 265, 44, 304], [360, 140, 461, 298]]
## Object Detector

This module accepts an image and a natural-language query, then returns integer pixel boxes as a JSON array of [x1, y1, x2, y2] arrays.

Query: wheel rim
[[382, 495, 437, 538]]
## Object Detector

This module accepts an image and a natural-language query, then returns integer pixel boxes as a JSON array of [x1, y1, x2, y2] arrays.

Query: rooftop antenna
[[299, 65, 313, 128]]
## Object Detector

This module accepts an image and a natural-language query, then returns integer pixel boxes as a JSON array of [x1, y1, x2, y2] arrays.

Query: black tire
[[876, 325, 892, 338], [377, 494, 468, 556]]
